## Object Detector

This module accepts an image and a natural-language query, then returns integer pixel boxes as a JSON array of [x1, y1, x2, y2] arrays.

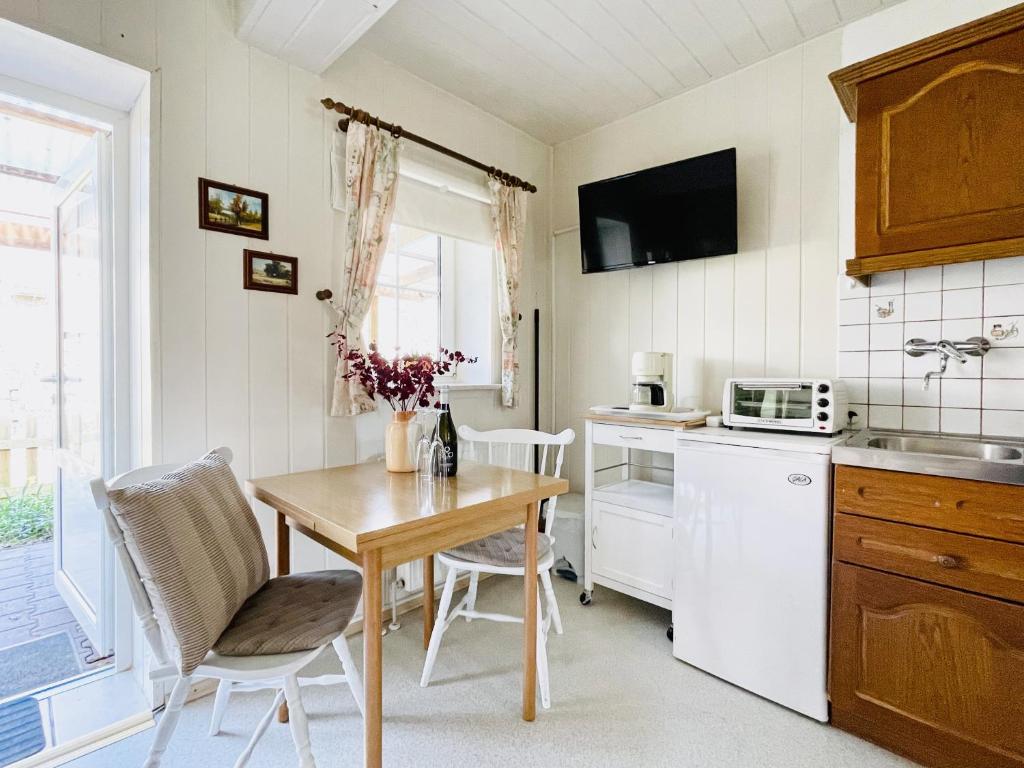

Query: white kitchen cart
[[581, 413, 704, 637]]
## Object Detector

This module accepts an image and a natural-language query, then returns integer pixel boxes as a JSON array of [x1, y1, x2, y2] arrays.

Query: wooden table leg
[[363, 549, 383, 768], [523, 501, 539, 722], [422, 556, 434, 650], [276, 512, 291, 723]]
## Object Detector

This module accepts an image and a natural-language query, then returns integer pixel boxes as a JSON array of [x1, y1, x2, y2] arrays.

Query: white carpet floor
[[69, 575, 912, 768]]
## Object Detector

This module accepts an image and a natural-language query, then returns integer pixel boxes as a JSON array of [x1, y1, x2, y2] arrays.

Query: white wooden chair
[[90, 448, 363, 768], [420, 426, 574, 709]]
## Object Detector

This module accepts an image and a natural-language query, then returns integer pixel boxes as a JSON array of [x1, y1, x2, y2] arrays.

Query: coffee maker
[[629, 351, 674, 413]]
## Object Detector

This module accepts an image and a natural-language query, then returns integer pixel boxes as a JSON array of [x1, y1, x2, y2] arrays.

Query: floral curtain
[[330, 121, 401, 416], [488, 179, 527, 409]]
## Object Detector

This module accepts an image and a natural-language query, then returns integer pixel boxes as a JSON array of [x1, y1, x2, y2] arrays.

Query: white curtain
[[329, 122, 402, 416], [488, 179, 527, 409]]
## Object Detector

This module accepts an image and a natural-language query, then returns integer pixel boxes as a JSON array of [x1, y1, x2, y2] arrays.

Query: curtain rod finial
[[321, 97, 335, 109]]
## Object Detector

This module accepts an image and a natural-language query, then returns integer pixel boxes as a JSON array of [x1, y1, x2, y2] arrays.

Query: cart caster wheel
[[666, 625, 673, 642], [579, 590, 592, 606]]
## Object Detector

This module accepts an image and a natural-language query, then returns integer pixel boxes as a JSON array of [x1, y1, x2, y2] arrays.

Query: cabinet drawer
[[834, 513, 1024, 604], [835, 465, 1024, 544], [591, 423, 675, 453], [592, 500, 673, 599]]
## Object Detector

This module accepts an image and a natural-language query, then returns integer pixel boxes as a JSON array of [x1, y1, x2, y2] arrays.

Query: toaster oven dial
[[817, 398, 830, 408], [817, 383, 830, 394], [816, 412, 829, 422]]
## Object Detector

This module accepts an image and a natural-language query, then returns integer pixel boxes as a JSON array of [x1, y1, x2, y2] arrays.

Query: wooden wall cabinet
[[830, 466, 1024, 768], [831, 6, 1024, 278]]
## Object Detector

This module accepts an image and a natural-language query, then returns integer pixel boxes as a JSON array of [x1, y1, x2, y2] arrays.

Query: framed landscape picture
[[243, 249, 298, 295], [199, 177, 269, 239]]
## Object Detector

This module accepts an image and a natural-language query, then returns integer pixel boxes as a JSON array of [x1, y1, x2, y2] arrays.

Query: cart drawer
[[592, 423, 675, 453]]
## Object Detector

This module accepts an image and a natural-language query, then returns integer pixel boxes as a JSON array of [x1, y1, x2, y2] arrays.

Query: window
[[363, 223, 495, 384]]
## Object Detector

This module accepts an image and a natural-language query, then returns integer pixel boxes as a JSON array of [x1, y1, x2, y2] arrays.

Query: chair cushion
[[444, 529, 553, 568], [213, 571, 363, 657], [106, 452, 270, 675]]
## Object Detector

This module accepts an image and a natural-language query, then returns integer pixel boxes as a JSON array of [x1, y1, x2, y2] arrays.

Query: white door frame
[[0, 75, 138, 674]]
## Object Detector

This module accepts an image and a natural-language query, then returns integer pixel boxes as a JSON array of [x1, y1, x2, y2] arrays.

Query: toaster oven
[[722, 378, 849, 434]]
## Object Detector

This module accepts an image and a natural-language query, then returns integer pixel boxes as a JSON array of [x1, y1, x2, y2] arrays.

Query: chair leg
[[540, 569, 563, 636], [420, 566, 458, 687], [233, 690, 284, 768], [332, 634, 364, 716], [143, 675, 192, 768], [465, 571, 480, 621], [209, 679, 233, 736], [282, 674, 316, 768], [536, 591, 551, 710]]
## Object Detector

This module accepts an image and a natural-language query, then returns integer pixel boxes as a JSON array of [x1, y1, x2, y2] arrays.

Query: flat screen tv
[[578, 148, 737, 274]]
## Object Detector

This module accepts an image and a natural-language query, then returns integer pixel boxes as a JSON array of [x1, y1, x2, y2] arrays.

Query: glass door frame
[[52, 131, 116, 656], [1, 78, 137, 677]]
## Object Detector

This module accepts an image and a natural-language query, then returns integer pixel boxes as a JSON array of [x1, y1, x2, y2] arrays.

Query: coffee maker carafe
[[629, 351, 673, 413]]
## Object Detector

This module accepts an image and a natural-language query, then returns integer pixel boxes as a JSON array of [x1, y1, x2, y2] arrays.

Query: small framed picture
[[243, 250, 297, 295], [199, 177, 269, 239]]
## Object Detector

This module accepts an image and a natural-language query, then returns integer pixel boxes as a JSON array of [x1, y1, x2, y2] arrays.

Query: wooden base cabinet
[[830, 563, 1024, 768], [830, 465, 1024, 767]]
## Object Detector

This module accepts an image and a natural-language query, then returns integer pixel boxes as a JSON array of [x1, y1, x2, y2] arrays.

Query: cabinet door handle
[[592, 525, 598, 549], [619, 435, 643, 440], [934, 554, 960, 569]]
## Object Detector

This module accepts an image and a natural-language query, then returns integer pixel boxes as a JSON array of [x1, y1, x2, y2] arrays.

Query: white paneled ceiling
[[348, 0, 907, 143], [235, 0, 400, 74]]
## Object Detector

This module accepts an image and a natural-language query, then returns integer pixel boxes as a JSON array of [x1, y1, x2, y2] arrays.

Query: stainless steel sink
[[864, 435, 1023, 462], [833, 429, 1024, 485]]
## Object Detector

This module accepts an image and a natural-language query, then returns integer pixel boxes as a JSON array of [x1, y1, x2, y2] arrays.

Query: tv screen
[[578, 148, 737, 274]]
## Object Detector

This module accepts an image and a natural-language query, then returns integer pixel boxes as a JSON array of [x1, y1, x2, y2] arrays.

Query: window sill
[[444, 383, 501, 392]]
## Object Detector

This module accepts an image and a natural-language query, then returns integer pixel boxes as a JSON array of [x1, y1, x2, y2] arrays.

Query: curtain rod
[[320, 97, 537, 194]]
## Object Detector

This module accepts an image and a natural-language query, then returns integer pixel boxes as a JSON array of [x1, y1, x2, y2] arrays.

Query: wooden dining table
[[246, 460, 569, 768]]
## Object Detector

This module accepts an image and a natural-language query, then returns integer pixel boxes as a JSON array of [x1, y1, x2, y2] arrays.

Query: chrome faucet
[[904, 337, 990, 390]]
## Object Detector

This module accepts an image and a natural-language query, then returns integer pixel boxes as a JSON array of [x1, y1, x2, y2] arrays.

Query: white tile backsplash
[[941, 288, 982, 319], [903, 406, 939, 432], [941, 408, 981, 435], [904, 266, 942, 294], [869, 351, 903, 378], [984, 283, 1024, 317], [984, 348, 1024, 379], [870, 270, 905, 296], [869, 405, 902, 429], [903, 378, 940, 407], [838, 352, 868, 378], [869, 378, 902, 405], [841, 258, 1024, 437], [984, 256, 1024, 287], [941, 379, 980, 409], [904, 291, 941, 321], [839, 298, 869, 326], [869, 323, 904, 351], [904, 320, 942, 342], [869, 295, 903, 324], [983, 410, 1024, 438], [941, 318, 982, 341], [838, 324, 869, 352], [985, 316, 1023, 347], [982, 379, 1023, 411], [942, 262, 983, 290]]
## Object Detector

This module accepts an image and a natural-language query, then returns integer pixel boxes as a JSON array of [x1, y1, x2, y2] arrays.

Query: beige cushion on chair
[[444, 529, 553, 568], [214, 570, 362, 657], [106, 452, 270, 675]]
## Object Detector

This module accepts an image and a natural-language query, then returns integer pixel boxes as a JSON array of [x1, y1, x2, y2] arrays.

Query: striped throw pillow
[[107, 452, 269, 674]]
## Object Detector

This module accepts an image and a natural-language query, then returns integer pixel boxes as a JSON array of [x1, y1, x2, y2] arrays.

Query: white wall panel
[[552, 32, 844, 490], [0, 0, 552, 579]]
